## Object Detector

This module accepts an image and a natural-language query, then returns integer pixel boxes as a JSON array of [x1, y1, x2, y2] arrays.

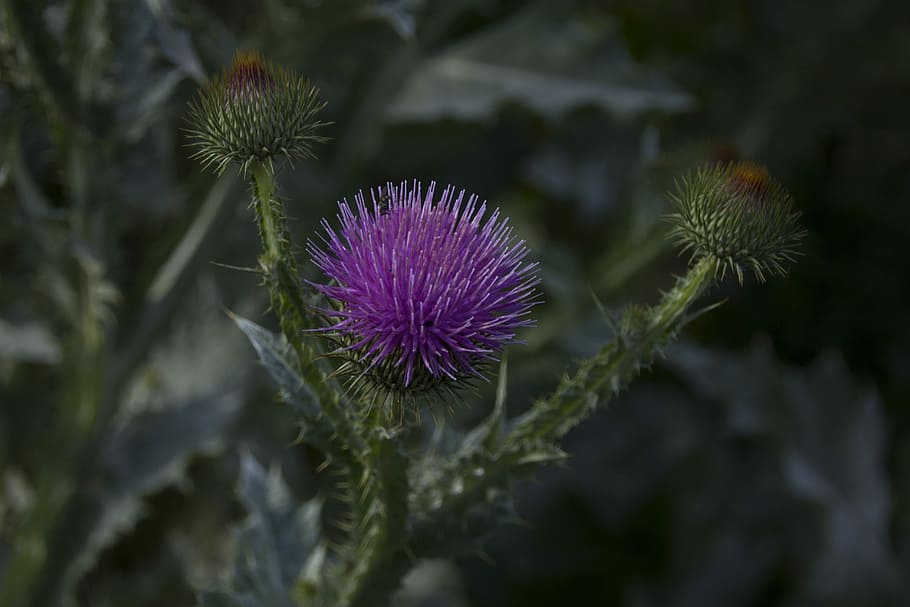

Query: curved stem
[[512, 255, 715, 443], [379, 257, 719, 599], [249, 162, 366, 445]]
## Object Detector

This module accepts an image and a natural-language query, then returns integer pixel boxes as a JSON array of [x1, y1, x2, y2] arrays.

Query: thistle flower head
[[308, 181, 540, 407], [667, 161, 806, 283], [186, 50, 327, 174]]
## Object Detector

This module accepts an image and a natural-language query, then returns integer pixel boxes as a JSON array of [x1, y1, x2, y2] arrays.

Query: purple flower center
[[308, 181, 539, 389], [226, 52, 276, 101]]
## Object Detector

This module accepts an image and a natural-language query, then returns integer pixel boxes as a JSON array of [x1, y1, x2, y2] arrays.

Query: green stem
[[249, 162, 341, 381], [339, 258, 716, 607], [249, 164, 387, 607], [250, 162, 308, 340], [248, 160, 369, 487], [397, 257, 718, 582], [0, 145, 107, 607], [338, 429, 409, 607], [512, 255, 715, 443], [252, 163, 280, 263]]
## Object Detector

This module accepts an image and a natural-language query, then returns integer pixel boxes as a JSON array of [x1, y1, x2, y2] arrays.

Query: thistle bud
[[667, 161, 805, 283], [186, 51, 327, 174]]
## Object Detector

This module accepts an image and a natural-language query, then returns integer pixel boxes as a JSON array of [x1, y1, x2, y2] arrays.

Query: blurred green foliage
[[1, 0, 907, 606]]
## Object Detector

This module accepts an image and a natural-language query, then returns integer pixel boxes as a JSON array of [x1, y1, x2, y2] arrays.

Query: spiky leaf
[[197, 453, 323, 607], [231, 314, 338, 455]]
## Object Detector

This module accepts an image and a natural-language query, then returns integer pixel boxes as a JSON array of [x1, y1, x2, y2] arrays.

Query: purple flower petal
[[308, 181, 540, 389]]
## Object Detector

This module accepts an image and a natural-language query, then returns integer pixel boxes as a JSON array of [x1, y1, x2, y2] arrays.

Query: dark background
[[1, 1, 908, 605]]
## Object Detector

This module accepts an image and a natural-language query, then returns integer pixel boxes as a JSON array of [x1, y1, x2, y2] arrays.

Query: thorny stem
[[251, 162, 307, 343], [336, 423, 409, 607], [249, 162, 366, 456], [348, 257, 718, 606], [511, 255, 715, 442], [249, 163, 409, 607], [459, 257, 715, 520]]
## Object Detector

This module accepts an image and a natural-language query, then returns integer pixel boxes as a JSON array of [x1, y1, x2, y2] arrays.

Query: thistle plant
[[185, 53, 805, 607]]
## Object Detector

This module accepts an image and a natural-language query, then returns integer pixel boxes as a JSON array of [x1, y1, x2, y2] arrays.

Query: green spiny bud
[[667, 161, 806, 283], [186, 50, 327, 174]]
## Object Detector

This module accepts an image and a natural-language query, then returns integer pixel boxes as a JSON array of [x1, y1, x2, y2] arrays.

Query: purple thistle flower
[[308, 181, 539, 397]]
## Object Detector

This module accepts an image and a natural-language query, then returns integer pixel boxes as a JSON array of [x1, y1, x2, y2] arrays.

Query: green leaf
[[360, 0, 419, 39], [110, 174, 239, 402], [196, 453, 323, 607], [459, 354, 508, 455], [0, 318, 61, 365], [236, 452, 321, 589], [64, 0, 110, 104], [146, 1, 206, 83], [232, 315, 320, 418], [668, 342, 899, 599], [101, 392, 244, 495], [386, 4, 693, 122], [197, 591, 248, 607], [26, 391, 244, 607], [231, 314, 340, 457]]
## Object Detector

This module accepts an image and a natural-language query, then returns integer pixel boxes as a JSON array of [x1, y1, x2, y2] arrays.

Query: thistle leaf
[[26, 391, 244, 607], [236, 452, 321, 589], [196, 453, 323, 607], [386, 4, 693, 122], [460, 355, 509, 454], [232, 314, 319, 417], [231, 314, 338, 455], [668, 342, 899, 598]]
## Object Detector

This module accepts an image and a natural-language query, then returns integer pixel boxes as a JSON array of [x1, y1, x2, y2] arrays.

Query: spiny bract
[[667, 161, 806, 283], [308, 181, 540, 408], [186, 50, 327, 174]]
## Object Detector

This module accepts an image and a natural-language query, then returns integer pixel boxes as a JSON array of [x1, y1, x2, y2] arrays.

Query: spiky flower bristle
[[186, 50, 328, 174], [667, 161, 806, 283], [308, 181, 540, 413]]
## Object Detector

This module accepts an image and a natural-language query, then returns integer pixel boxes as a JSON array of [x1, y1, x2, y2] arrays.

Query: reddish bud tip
[[226, 50, 275, 98], [726, 161, 771, 200]]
